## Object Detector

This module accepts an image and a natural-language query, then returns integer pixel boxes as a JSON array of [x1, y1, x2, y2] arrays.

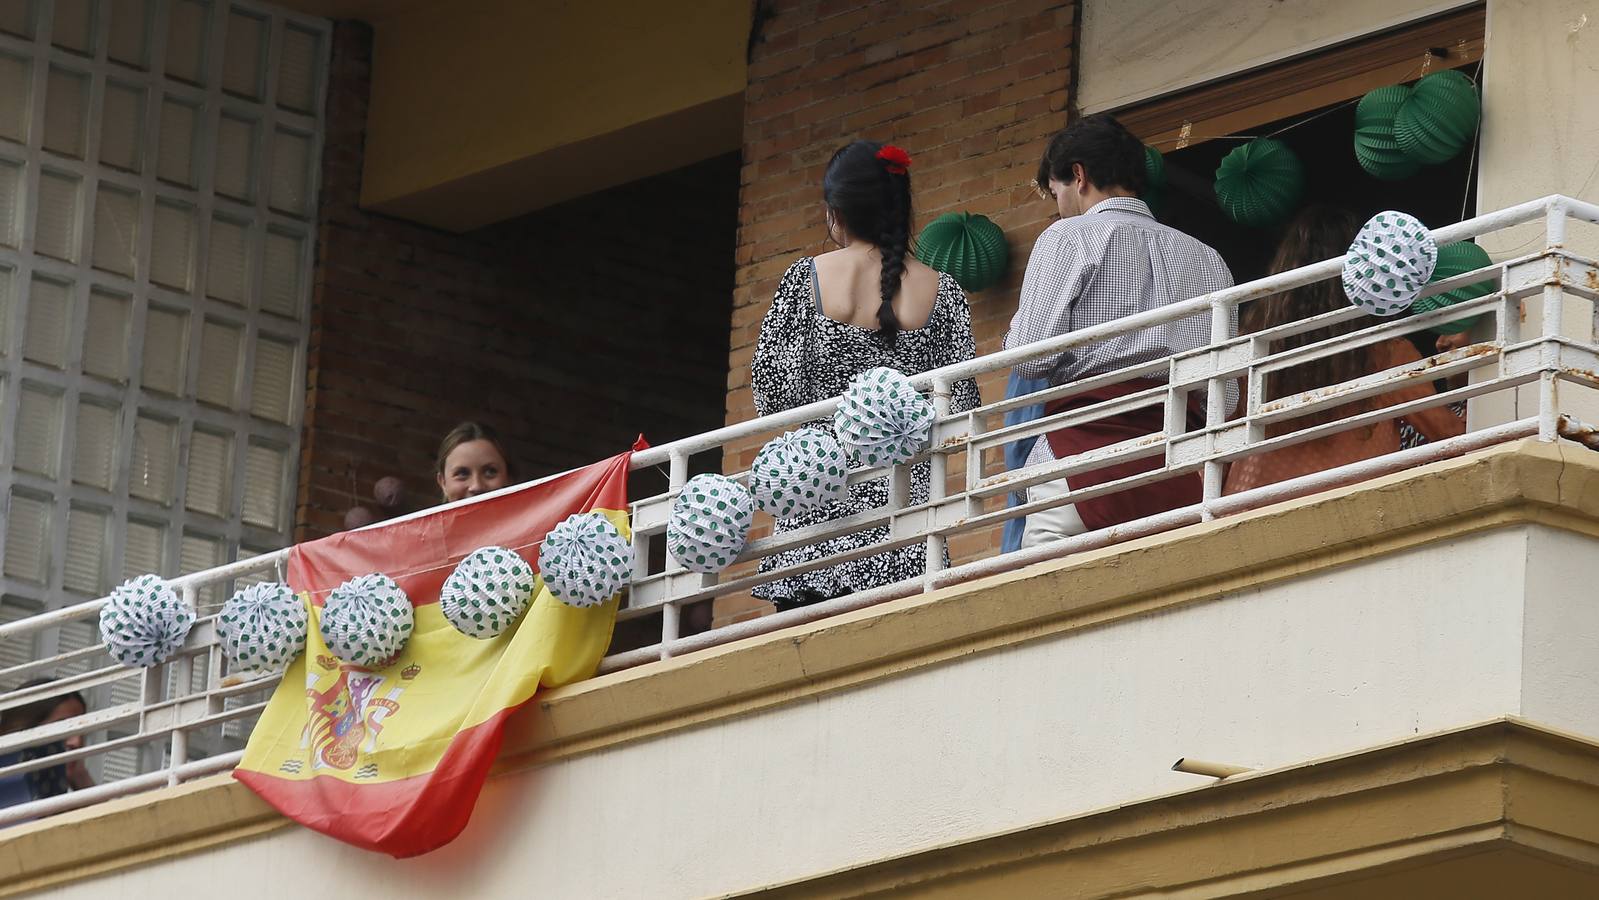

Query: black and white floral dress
[[750, 258, 982, 607]]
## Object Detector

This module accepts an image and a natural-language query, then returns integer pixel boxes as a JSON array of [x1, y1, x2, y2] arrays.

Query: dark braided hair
[[823, 140, 914, 346]]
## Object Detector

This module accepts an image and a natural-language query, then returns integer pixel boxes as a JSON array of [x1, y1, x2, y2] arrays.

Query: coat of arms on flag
[[234, 448, 634, 857]]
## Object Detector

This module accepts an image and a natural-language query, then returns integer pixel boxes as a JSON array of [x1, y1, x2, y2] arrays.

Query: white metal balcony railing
[[2, 194, 1599, 827]]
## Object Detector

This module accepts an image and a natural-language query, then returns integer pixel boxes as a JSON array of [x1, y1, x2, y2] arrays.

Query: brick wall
[[717, 0, 1078, 624], [297, 23, 738, 540]]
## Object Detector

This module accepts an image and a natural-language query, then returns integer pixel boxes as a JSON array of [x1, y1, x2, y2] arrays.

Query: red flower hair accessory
[[876, 145, 912, 175]]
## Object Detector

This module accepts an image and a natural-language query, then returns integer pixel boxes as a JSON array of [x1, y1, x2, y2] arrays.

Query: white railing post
[[924, 377, 952, 591], [1245, 334, 1268, 447], [166, 584, 197, 786], [1201, 299, 1234, 518], [205, 621, 225, 720], [1540, 198, 1571, 441], [659, 449, 689, 659]]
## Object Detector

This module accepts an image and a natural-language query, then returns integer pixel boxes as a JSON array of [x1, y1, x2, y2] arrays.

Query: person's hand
[[1436, 332, 1472, 353], [61, 733, 95, 789], [66, 759, 94, 790]]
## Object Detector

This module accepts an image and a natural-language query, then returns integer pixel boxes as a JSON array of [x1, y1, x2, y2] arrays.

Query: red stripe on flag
[[290, 450, 631, 606], [235, 702, 523, 857]]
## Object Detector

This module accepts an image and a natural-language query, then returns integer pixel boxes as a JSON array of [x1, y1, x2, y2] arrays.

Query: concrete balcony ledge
[[753, 718, 1599, 898], [6, 438, 1599, 898]]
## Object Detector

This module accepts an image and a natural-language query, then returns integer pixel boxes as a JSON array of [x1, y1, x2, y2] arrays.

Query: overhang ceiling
[[273, 0, 750, 231], [269, 0, 438, 25]]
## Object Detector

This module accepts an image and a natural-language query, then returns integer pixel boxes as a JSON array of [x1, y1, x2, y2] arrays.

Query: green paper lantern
[[1412, 241, 1494, 335], [1214, 138, 1304, 228], [1353, 85, 1422, 181], [1394, 70, 1479, 166], [914, 212, 1009, 292], [1143, 145, 1166, 191], [1141, 145, 1165, 216]]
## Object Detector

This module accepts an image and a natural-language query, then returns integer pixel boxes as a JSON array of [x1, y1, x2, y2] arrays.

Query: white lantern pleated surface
[[538, 513, 633, 609], [440, 546, 537, 638], [667, 474, 754, 574], [100, 574, 196, 668], [749, 428, 849, 519], [1342, 210, 1438, 316], [833, 366, 935, 468], [319, 573, 414, 668], [218, 581, 308, 671]]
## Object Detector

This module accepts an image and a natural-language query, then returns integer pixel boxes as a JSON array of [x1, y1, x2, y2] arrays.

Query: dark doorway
[[1152, 74, 1479, 285]]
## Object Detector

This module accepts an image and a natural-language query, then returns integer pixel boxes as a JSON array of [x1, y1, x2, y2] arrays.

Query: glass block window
[[0, 1, 325, 635]]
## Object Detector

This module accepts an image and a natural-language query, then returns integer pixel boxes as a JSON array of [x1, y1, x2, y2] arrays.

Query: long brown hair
[[1242, 206, 1374, 425]]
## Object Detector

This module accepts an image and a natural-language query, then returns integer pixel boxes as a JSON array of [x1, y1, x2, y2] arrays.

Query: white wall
[[44, 524, 1599, 900], [1477, 0, 1599, 259], [1521, 526, 1599, 732], [1077, 0, 1470, 113]]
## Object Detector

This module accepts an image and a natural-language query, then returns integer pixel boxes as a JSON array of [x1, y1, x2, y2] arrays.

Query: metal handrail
[[0, 194, 1595, 825]]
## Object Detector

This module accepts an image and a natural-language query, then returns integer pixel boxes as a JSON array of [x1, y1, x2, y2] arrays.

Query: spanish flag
[[234, 449, 633, 857]]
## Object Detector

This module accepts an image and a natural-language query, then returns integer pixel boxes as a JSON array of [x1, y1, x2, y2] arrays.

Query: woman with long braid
[[750, 140, 981, 610]]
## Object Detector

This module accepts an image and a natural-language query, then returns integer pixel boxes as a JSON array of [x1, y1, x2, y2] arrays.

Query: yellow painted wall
[[359, 0, 750, 231]]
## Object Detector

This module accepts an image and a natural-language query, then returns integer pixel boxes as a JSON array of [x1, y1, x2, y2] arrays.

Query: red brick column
[[717, 0, 1079, 624]]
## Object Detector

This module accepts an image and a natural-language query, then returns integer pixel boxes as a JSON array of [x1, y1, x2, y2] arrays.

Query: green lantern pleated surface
[[1353, 85, 1422, 181], [1394, 69, 1479, 166], [1141, 145, 1166, 216], [1143, 145, 1166, 190], [914, 212, 1009, 292], [1214, 138, 1304, 228], [1412, 241, 1494, 335]]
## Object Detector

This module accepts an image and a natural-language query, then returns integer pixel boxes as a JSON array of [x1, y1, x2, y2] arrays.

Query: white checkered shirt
[[1005, 196, 1236, 395]]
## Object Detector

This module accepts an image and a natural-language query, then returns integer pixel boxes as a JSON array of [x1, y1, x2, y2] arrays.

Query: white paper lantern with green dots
[[833, 366, 935, 468], [538, 513, 633, 609], [667, 474, 754, 574], [749, 428, 849, 519], [440, 546, 537, 637], [99, 574, 196, 668], [1341, 210, 1438, 316], [217, 582, 308, 671], [319, 573, 414, 668]]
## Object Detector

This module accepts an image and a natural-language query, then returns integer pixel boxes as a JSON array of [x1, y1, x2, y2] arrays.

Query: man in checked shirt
[[1004, 114, 1236, 548]]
